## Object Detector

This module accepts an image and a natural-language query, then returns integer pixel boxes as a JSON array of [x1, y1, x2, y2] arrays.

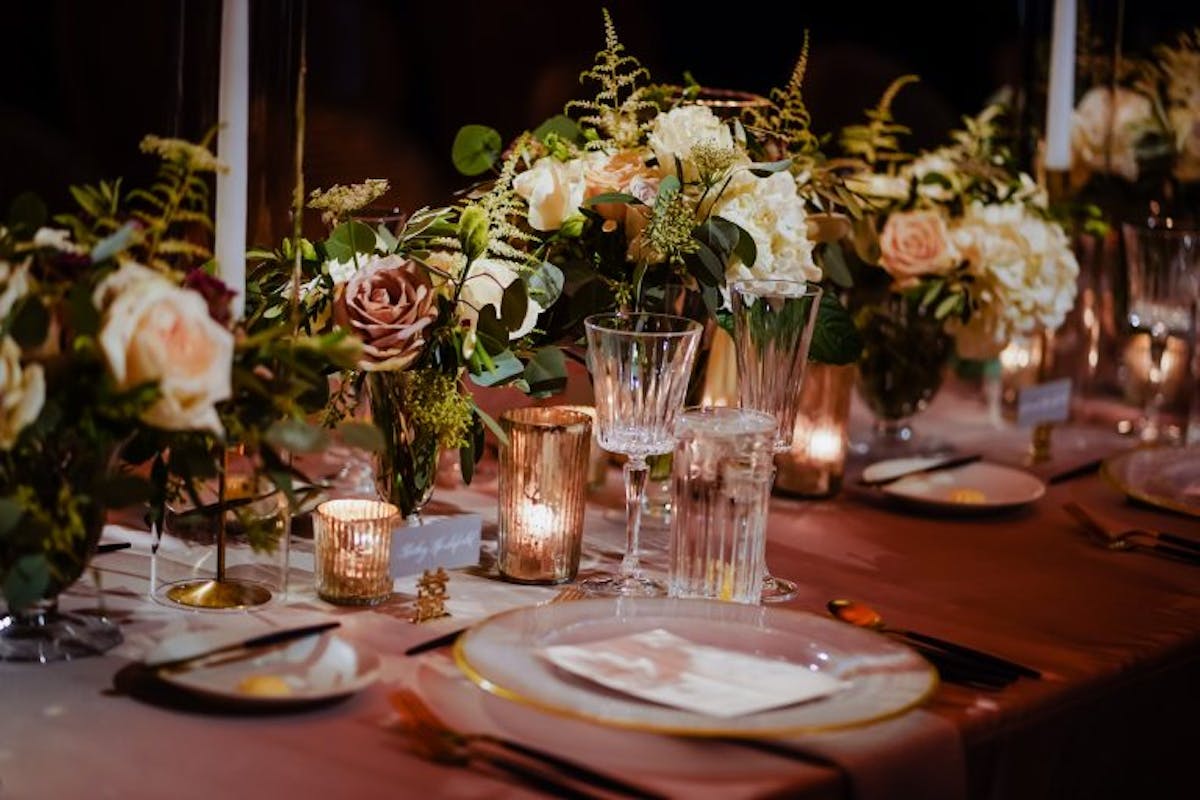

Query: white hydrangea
[[904, 150, 959, 203], [647, 105, 734, 182], [950, 202, 1079, 359], [712, 171, 820, 284]]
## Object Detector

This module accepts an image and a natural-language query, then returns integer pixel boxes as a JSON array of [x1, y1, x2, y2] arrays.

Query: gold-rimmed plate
[[1102, 446, 1200, 518], [453, 598, 936, 738]]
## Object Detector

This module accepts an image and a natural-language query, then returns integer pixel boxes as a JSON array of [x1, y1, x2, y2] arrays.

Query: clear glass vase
[[856, 293, 952, 456], [367, 371, 440, 522]]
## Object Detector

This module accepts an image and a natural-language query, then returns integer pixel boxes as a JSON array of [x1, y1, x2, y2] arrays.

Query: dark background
[[0, 0, 1194, 245]]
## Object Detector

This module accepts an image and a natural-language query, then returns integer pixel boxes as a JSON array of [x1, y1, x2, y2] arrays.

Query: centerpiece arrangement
[[840, 80, 1080, 450]]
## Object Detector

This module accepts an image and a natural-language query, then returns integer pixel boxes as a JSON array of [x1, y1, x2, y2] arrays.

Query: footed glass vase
[[0, 500, 121, 663], [368, 371, 441, 522], [856, 293, 952, 456]]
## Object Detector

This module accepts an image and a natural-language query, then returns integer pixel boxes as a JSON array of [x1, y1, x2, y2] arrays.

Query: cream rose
[[96, 263, 233, 434], [334, 255, 438, 372], [878, 210, 960, 284], [585, 150, 656, 221], [457, 258, 543, 346], [513, 155, 600, 231], [0, 335, 45, 449], [32, 227, 85, 254], [906, 150, 959, 203], [647, 105, 734, 181], [1071, 86, 1156, 182], [0, 259, 31, 321]]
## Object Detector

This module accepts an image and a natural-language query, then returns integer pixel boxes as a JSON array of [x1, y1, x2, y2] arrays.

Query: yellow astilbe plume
[[745, 31, 821, 157], [566, 9, 656, 150], [839, 75, 919, 168]]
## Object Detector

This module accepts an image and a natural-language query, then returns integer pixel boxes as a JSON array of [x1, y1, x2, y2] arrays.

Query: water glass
[[731, 280, 824, 451], [1122, 224, 1200, 443], [668, 408, 777, 604], [584, 313, 702, 596]]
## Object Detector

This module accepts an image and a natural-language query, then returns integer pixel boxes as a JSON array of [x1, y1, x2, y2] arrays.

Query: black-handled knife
[[897, 629, 1041, 679], [405, 627, 467, 656], [859, 454, 983, 487], [147, 621, 341, 670]]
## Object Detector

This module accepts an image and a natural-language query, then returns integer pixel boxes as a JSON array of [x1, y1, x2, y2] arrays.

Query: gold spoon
[[826, 599, 1040, 679]]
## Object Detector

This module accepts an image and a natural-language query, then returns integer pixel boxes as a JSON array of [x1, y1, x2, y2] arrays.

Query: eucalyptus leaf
[[690, 242, 725, 287], [90, 221, 139, 263], [729, 220, 757, 268], [583, 192, 642, 207], [0, 497, 23, 536], [473, 404, 509, 447], [325, 221, 378, 263], [338, 421, 385, 453], [523, 347, 567, 394], [748, 159, 793, 177], [474, 305, 509, 357], [698, 217, 737, 258], [525, 261, 564, 308], [809, 293, 863, 365], [3, 554, 50, 612], [500, 277, 529, 331], [264, 419, 331, 454], [657, 174, 682, 198], [818, 242, 853, 289], [934, 293, 961, 320], [533, 115, 584, 144], [452, 125, 502, 176]]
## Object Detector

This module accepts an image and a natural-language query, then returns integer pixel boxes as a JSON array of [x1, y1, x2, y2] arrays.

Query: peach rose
[[585, 151, 655, 221], [0, 335, 44, 449], [96, 263, 234, 434], [334, 255, 437, 372], [878, 210, 960, 283]]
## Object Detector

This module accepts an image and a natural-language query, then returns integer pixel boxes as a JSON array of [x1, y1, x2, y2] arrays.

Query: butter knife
[[146, 621, 341, 670], [859, 454, 983, 487]]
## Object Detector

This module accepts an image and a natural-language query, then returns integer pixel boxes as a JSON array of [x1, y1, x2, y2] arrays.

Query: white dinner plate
[[866, 459, 1045, 513], [1102, 446, 1200, 518], [454, 598, 936, 738], [154, 631, 380, 706]]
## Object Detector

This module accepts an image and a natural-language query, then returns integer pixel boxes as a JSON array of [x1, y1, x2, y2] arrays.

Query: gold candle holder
[[313, 499, 398, 605], [774, 363, 854, 498], [497, 407, 591, 584]]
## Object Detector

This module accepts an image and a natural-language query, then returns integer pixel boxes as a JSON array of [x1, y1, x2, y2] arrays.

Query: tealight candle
[[497, 407, 591, 584], [775, 364, 854, 498], [313, 499, 399, 605]]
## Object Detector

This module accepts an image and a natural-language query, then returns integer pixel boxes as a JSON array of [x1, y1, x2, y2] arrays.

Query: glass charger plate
[[154, 632, 380, 707], [453, 598, 936, 738], [1102, 446, 1200, 518]]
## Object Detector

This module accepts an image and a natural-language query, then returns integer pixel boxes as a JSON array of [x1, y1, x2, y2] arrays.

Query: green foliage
[[452, 125, 503, 176], [808, 291, 864, 365], [744, 32, 821, 158], [566, 9, 656, 150], [840, 75, 918, 168]]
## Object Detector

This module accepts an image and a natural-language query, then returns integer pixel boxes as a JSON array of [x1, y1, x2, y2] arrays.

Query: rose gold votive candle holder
[[313, 499, 399, 605], [498, 407, 592, 584], [775, 363, 854, 499]]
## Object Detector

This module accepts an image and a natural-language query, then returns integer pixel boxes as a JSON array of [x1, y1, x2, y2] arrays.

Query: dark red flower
[[183, 268, 237, 326]]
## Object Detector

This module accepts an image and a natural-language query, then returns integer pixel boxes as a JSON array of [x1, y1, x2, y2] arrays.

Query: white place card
[[1017, 378, 1072, 427], [540, 628, 849, 718], [390, 513, 482, 577]]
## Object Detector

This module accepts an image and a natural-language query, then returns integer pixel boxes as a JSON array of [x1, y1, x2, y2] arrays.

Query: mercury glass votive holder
[[498, 407, 592, 584], [774, 363, 854, 499], [313, 499, 399, 605], [558, 405, 608, 491]]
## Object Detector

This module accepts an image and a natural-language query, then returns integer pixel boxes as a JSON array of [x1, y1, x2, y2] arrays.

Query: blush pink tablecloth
[[3, 386, 1198, 800]]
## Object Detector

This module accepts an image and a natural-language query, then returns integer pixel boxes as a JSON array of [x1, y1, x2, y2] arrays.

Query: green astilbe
[[566, 9, 656, 150], [471, 144, 540, 267], [745, 32, 821, 158], [840, 75, 919, 169]]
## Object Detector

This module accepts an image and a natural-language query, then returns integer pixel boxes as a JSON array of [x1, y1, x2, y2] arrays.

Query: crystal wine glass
[[1122, 224, 1200, 443], [731, 279, 823, 603], [584, 313, 702, 596]]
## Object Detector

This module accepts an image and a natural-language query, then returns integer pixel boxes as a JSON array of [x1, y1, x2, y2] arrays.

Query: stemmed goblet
[[731, 279, 824, 603], [1122, 223, 1200, 443], [583, 313, 702, 596]]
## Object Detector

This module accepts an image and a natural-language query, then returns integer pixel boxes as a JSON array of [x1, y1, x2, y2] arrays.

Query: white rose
[[845, 172, 910, 203], [0, 335, 45, 449], [713, 171, 820, 284], [648, 105, 734, 182], [97, 263, 234, 434], [457, 258, 543, 345], [950, 203, 1078, 359], [32, 227, 85, 254], [514, 155, 599, 231], [1071, 87, 1156, 182], [0, 259, 32, 320]]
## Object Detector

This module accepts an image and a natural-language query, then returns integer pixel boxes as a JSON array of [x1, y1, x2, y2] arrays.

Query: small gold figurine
[[411, 568, 450, 623]]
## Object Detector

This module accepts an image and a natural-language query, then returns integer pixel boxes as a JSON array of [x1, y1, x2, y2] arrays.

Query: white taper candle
[[215, 0, 249, 318], [1044, 0, 1077, 171]]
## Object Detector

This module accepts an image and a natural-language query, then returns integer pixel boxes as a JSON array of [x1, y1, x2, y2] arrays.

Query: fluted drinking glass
[[584, 313, 702, 596]]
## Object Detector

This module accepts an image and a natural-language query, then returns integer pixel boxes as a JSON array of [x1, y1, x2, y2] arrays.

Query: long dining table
[[3, 387, 1199, 800]]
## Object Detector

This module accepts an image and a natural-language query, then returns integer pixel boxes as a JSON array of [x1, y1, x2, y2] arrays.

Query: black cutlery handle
[[489, 736, 668, 800], [243, 621, 340, 649], [404, 628, 466, 656], [913, 645, 1016, 689], [900, 630, 1041, 679], [1147, 542, 1200, 564], [1157, 532, 1200, 552]]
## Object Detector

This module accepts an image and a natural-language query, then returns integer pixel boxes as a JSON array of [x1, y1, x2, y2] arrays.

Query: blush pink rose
[[878, 211, 960, 283], [585, 151, 656, 221], [334, 255, 438, 372]]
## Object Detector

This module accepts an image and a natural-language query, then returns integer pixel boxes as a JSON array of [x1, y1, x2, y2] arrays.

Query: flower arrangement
[[842, 82, 1080, 360], [449, 12, 862, 365], [1070, 28, 1200, 196], [248, 171, 568, 517]]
